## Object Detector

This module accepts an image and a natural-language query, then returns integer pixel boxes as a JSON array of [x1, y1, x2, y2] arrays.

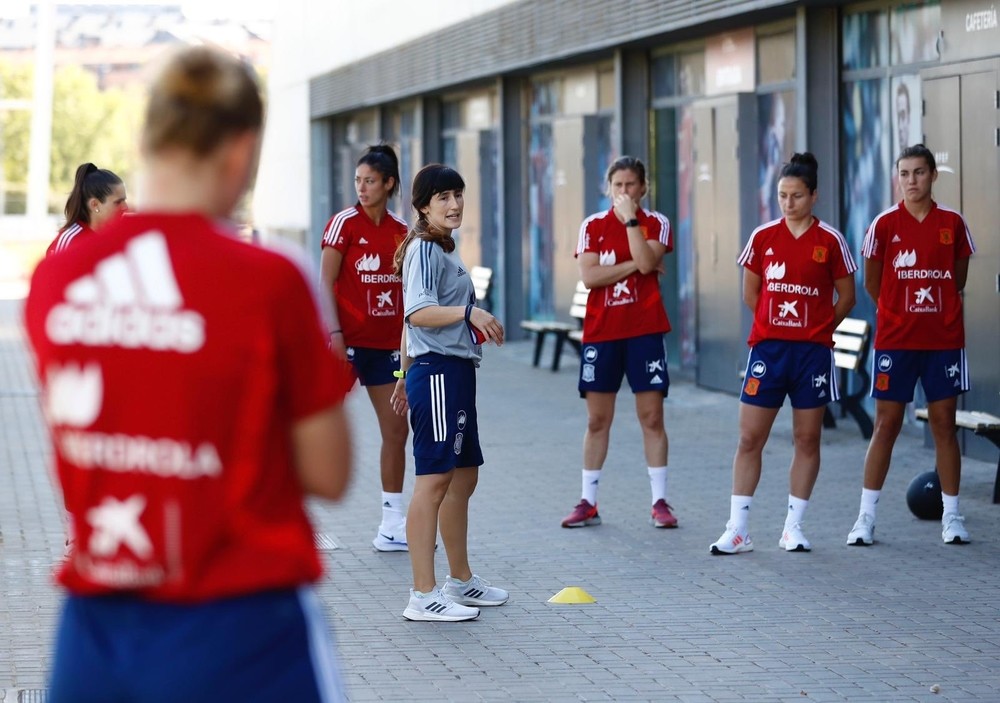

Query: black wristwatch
[[625, 218, 639, 228]]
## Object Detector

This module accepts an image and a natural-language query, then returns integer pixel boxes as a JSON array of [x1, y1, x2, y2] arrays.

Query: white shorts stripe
[[297, 586, 346, 703], [828, 349, 841, 403], [431, 373, 446, 442], [960, 348, 970, 391]]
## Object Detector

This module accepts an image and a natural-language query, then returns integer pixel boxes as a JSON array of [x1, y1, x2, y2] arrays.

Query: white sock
[[648, 466, 668, 504], [381, 491, 404, 526], [582, 470, 601, 505], [942, 492, 960, 517], [730, 495, 753, 531], [785, 495, 808, 528], [860, 488, 880, 519]]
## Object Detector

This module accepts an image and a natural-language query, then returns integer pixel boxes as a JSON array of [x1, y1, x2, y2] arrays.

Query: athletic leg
[[366, 383, 409, 493], [439, 467, 479, 583], [407, 472, 452, 593]]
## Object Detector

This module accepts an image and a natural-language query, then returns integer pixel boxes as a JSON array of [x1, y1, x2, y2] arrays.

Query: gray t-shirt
[[402, 237, 481, 361]]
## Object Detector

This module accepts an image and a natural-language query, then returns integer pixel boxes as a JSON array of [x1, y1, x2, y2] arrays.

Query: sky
[[4, 0, 275, 22]]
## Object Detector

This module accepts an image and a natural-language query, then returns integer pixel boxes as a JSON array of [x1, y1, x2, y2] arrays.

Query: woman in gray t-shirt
[[390, 164, 509, 622]]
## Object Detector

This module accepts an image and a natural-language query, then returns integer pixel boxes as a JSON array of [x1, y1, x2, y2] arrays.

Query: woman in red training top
[[26, 46, 354, 702], [320, 143, 411, 552], [47, 163, 127, 256], [710, 152, 856, 556]]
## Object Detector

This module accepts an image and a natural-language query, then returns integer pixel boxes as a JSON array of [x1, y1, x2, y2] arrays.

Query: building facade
[[297, 0, 999, 460]]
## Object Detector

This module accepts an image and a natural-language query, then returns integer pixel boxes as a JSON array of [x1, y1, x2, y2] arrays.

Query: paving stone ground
[[1, 297, 998, 702]]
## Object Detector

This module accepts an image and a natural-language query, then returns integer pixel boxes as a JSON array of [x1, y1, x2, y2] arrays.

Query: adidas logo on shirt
[[892, 234, 901, 243], [359, 237, 369, 245], [765, 248, 774, 255], [45, 232, 205, 353]]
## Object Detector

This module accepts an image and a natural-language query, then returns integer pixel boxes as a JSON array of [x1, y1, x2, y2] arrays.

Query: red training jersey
[[738, 218, 857, 347], [862, 201, 975, 350], [24, 212, 353, 603], [321, 205, 408, 349], [575, 207, 673, 344], [47, 221, 95, 257]]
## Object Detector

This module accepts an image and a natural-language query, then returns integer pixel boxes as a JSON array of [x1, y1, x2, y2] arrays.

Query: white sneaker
[[402, 588, 480, 622], [442, 574, 509, 606], [372, 522, 408, 552], [847, 512, 875, 546], [779, 523, 812, 552], [942, 513, 970, 544], [709, 522, 753, 555]]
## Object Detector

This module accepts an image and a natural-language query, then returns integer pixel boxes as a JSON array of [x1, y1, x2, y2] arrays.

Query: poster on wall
[[757, 91, 797, 224], [891, 74, 922, 161]]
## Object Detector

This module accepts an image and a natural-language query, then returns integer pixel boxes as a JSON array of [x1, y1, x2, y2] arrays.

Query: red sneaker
[[561, 499, 601, 528], [650, 499, 678, 528]]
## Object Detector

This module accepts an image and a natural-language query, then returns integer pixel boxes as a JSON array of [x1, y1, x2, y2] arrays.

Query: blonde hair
[[142, 46, 263, 156]]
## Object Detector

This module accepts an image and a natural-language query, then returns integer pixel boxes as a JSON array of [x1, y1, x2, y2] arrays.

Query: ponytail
[[63, 162, 123, 229]]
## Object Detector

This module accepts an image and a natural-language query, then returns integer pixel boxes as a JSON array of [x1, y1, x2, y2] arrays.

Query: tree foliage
[[1, 60, 144, 214]]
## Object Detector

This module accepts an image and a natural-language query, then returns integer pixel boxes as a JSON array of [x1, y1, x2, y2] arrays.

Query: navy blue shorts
[[740, 340, 839, 409], [346, 346, 401, 387], [48, 587, 345, 703], [578, 333, 669, 398], [870, 348, 969, 403], [406, 353, 484, 475]]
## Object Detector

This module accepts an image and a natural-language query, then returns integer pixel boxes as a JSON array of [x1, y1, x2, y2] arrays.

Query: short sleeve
[[647, 211, 673, 253], [954, 213, 975, 259], [737, 230, 763, 275], [861, 217, 885, 261], [275, 262, 354, 419], [576, 216, 599, 257], [829, 236, 858, 280], [321, 212, 353, 251], [402, 240, 442, 318]]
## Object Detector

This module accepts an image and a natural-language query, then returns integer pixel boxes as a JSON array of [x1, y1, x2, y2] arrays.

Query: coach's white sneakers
[[442, 574, 509, 607], [403, 588, 479, 622], [942, 513, 970, 544]]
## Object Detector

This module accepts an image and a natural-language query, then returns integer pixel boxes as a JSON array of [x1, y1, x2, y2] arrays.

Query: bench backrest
[[832, 317, 870, 372], [570, 281, 589, 322], [471, 266, 493, 309]]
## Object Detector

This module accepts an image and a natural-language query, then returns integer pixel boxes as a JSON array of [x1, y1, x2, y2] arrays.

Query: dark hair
[[896, 81, 910, 110], [393, 164, 465, 275], [896, 143, 936, 171], [64, 162, 123, 229], [606, 156, 646, 185], [779, 152, 819, 193], [143, 46, 263, 157], [357, 143, 401, 199]]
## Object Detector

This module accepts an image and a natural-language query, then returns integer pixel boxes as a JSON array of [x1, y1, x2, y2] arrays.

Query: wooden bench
[[737, 317, 873, 437], [914, 408, 1000, 504], [520, 281, 589, 371], [826, 317, 874, 438], [471, 266, 493, 311]]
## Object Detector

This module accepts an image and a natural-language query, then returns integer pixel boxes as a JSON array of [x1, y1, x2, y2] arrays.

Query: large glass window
[[757, 91, 797, 223], [890, 2, 940, 64], [842, 10, 889, 70], [440, 89, 499, 272], [841, 1, 942, 342], [383, 101, 421, 222], [527, 68, 614, 321], [651, 51, 705, 100], [757, 29, 795, 85]]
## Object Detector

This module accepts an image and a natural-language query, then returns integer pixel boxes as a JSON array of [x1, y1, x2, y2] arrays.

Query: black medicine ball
[[906, 470, 943, 520]]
